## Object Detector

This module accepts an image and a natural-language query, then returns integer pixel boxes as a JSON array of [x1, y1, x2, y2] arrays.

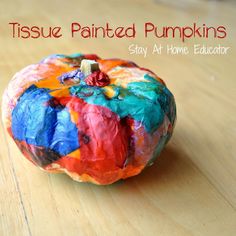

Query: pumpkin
[[2, 53, 176, 185]]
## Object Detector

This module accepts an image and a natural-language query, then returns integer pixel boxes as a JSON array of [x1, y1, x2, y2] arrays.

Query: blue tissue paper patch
[[11, 85, 79, 156]]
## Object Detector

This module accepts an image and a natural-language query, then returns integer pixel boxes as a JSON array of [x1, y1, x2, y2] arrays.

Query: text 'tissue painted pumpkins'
[[2, 53, 176, 185]]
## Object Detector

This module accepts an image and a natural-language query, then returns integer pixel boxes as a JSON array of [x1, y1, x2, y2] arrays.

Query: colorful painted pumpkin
[[2, 53, 176, 185]]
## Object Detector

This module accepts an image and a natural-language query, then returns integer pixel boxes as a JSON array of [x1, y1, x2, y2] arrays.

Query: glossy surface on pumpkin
[[2, 53, 176, 184]]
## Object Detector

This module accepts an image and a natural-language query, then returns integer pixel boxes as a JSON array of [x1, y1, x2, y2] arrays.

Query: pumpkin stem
[[80, 59, 100, 77]]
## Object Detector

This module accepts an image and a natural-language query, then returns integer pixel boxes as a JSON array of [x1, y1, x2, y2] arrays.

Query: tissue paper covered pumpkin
[[2, 53, 176, 185]]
